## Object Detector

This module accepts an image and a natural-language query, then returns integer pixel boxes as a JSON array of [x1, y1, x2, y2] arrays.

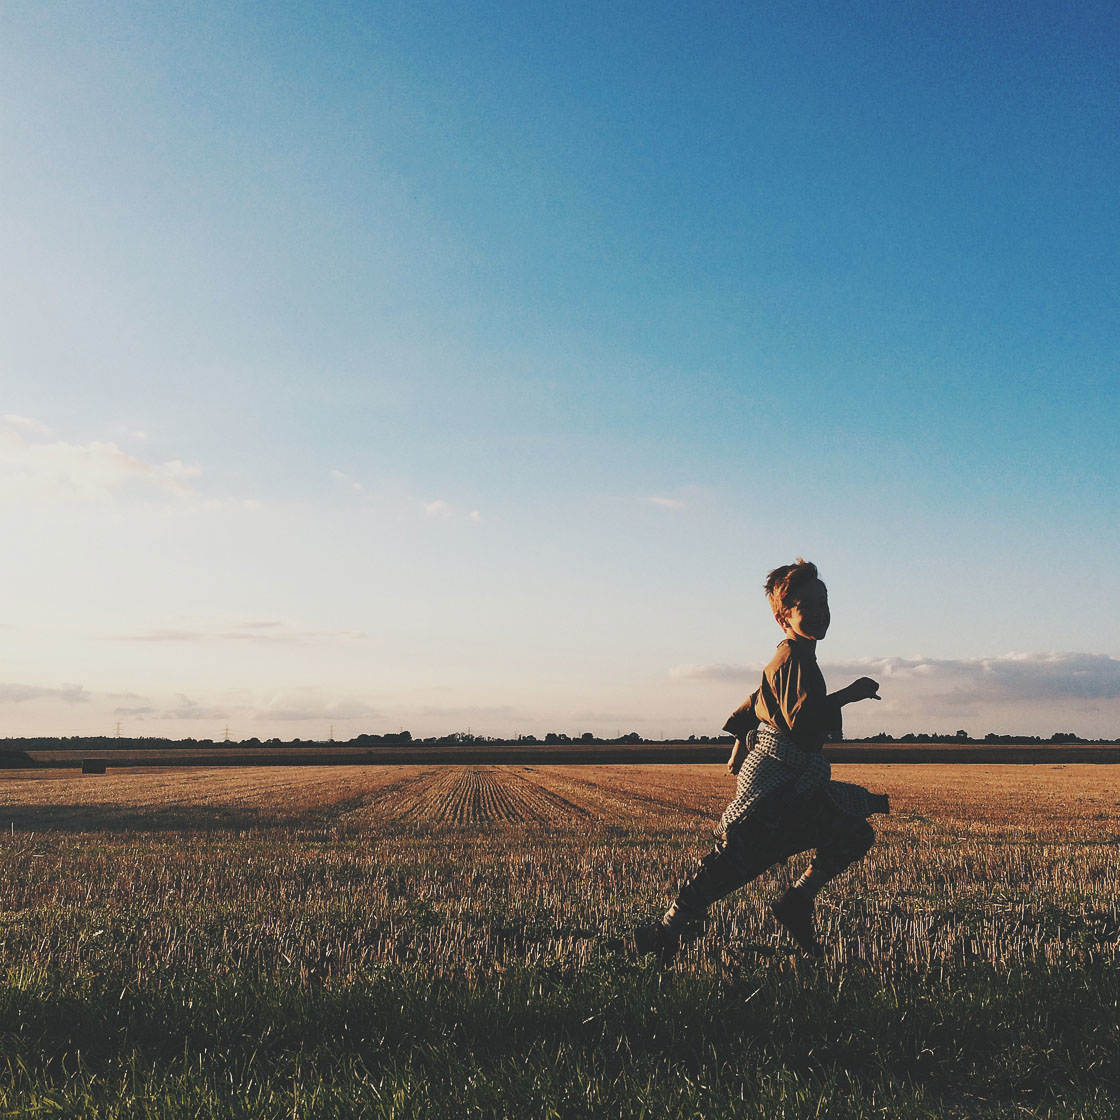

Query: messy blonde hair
[[765, 558, 819, 622]]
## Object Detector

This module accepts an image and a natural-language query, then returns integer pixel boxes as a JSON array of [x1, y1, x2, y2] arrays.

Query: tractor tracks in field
[[335, 767, 597, 827], [334, 765, 713, 830]]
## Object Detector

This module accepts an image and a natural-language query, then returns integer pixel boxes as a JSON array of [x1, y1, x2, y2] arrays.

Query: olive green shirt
[[723, 637, 842, 753]]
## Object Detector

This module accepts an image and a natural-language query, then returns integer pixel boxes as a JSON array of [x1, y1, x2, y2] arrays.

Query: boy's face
[[779, 578, 830, 642]]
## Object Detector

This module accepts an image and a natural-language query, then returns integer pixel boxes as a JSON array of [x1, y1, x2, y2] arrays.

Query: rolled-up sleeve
[[722, 690, 760, 738]]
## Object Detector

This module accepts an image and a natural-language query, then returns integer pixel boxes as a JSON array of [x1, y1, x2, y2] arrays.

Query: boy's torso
[[727, 638, 838, 753]]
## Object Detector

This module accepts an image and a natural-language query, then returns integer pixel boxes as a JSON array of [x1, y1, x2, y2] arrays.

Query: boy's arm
[[827, 677, 880, 706], [727, 737, 748, 775], [723, 690, 760, 775], [823, 677, 880, 742], [722, 690, 760, 739]]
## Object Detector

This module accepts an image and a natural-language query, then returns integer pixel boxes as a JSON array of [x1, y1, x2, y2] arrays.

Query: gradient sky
[[3, 1, 1118, 740]]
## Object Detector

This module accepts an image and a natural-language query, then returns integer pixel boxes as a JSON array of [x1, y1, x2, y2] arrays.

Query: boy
[[635, 558, 888, 962]]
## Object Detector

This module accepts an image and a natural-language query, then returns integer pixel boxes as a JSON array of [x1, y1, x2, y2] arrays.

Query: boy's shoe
[[634, 921, 682, 965], [634, 913, 708, 965], [770, 888, 822, 957]]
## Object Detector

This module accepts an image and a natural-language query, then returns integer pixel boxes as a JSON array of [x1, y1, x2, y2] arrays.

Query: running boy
[[635, 558, 889, 961]]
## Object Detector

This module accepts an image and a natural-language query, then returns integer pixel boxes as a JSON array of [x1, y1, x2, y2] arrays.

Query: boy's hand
[[727, 739, 747, 775], [847, 677, 881, 702]]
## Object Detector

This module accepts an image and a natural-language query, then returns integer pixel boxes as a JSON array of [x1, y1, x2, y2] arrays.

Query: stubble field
[[1, 762, 1117, 1118]]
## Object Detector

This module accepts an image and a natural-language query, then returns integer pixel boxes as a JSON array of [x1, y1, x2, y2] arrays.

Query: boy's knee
[[848, 820, 875, 860], [721, 828, 781, 882], [673, 842, 762, 913]]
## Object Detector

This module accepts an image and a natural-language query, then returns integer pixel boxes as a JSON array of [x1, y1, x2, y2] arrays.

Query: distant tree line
[[2, 728, 1116, 751], [864, 730, 1091, 744]]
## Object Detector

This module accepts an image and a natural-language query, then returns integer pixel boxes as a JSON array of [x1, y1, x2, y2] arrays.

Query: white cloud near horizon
[[162, 695, 232, 721], [2, 414, 52, 435], [672, 652, 1120, 703], [108, 620, 368, 644], [32, 686, 382, 727], [0, 682, 91, 704], [670, 662, 755, 683], [251, 691, 382, 723]]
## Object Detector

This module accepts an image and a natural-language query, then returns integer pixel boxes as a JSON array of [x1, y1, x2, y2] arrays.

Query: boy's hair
[[765, 558, 819, 620]]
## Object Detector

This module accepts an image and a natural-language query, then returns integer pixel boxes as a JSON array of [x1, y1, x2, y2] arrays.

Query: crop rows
[[349, 766, 593, 826]]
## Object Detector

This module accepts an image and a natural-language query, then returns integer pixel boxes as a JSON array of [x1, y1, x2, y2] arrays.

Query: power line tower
[[114, 721, 122, 738], [329, 724, 334, 743], [223, 726, 231, 743]]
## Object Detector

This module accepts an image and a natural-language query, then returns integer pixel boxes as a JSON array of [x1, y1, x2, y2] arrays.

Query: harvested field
[[1, 763, 1118, 1118], [3, 759, 1118, 845], [0, 764, 431, 831], [363, 766, 596, 826]]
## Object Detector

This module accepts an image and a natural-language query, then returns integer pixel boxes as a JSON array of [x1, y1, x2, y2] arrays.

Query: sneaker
[[633, 921, 683, 965], [770, 888, 822, 956]]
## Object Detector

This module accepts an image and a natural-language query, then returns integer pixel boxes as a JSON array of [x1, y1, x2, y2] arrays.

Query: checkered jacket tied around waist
[[717, 725, 889, 839]]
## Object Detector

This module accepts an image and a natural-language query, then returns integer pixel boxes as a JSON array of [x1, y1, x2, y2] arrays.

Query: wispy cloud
[[416, 704, 521, 720], [113, 629, 208, 643], [2, 414, 52, 435], [251, 690, 381, 722], [423, 498, 453, 518], [162, 695, 231, 721], [109, 620, 368, 644], [0, 682, 90, 704], [329, 468, 364, 493], [670, 662, 757, 683], [0, 416, 201, 504], [642, 485, 709, 511], [422, 498, 482, 523]]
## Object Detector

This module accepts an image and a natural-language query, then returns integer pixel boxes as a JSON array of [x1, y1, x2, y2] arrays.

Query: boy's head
[[765, 558, 830, 641]]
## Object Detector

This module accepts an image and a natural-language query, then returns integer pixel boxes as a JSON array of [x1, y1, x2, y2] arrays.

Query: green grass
[[2, 950, 1117, 1118], [1, 768, 1118, 1119]]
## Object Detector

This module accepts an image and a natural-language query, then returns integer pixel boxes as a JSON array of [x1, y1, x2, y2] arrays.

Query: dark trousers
[[667, 789, 875, 924]]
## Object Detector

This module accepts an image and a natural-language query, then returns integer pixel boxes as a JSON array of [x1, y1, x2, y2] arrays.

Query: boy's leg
[[636, 816, 786, 961], [793, 818, 875, 899], [663, 837, 775, 929], [771, 817, 875, 955]]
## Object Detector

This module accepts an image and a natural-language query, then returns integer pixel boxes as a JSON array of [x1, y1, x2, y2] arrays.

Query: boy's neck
[[783, 632, 817, 649]]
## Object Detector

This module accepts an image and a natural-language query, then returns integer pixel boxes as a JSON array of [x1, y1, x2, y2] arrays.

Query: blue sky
[[2, 1, 1118, 738]]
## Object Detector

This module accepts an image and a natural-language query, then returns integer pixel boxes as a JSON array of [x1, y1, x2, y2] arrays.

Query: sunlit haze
[[3, 2, 1118, 740]]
